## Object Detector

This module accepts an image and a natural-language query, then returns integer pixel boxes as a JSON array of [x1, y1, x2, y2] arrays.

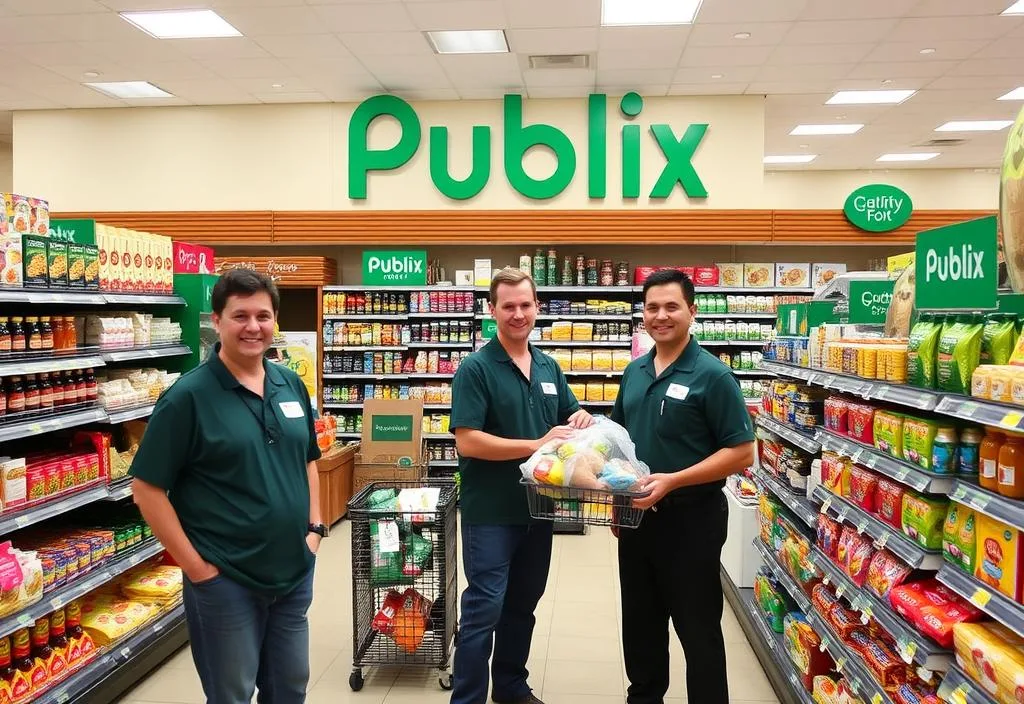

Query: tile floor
[[121, 522, 779, 704]]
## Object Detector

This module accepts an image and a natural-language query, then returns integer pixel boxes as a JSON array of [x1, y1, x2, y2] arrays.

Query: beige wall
[[13, 96, 765, 212], [0, 142, 11, 193]]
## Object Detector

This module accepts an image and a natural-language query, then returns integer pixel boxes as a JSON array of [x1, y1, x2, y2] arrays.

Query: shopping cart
[[520, 478, 652, 528], [346, 479, 459, 691]]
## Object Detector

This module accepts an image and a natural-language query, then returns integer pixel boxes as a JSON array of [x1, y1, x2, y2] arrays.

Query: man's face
[[490, 280, 538, 343], [643, 283, 695, 345], [212, 291, 276, 360]]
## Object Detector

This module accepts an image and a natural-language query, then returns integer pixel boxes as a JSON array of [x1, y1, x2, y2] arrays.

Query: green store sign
[[348, 92, 709, 202], [915, 216, 998, 311], [362, 250, 428, 286], [371, 415, 415, 442], [48, 218, 96, 245], [844, 184, 913, 232], [848, 280, 894, 323]]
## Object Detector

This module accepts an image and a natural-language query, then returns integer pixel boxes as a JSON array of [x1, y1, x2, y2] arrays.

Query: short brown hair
[[489, 267, 537, 305]]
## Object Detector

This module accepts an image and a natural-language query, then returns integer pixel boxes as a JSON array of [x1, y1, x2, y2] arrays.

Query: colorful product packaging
[[975, 513, 1024, 602], [902, 493, 949, 550]]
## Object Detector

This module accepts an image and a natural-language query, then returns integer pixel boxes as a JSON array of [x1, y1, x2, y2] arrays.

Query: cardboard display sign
[[359, 399, 424, 464]]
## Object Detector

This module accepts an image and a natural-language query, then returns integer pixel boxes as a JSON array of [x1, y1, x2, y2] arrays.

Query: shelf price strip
[[937, 565, 1024, 640], [754, 470, 818, 528], [813, 428, 953, 493], [755, 415, 821, 455], [950, 480, 1024, 533]]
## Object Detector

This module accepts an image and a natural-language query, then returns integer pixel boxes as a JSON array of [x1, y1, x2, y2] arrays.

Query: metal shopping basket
[[346, 479, 459, 691], [520, 479, 652, 528]]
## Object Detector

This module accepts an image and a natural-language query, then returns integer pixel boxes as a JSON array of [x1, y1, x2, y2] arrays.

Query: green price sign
[[362, 250, 427, 286], [849, 280, 895, 323], [915, 216, 998, 311], [371, 414, 414, 442], [481, 319, 497, 339]]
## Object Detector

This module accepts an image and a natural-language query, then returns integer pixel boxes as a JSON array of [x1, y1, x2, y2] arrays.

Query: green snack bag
[[368, 488, 399, 511], [908, 315, 942, 389], [937, 315, 983, 394], [401, 533, 434, 576], [958, 508, 977, 573], [370, 519, 408, 585], [982, 314, 1017, 366]]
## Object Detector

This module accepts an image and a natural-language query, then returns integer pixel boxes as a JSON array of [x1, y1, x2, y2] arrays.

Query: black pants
[[618, 492, 729, 704]]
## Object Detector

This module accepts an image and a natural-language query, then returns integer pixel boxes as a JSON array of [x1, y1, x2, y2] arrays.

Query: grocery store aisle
[[121, 523, 778, 704]]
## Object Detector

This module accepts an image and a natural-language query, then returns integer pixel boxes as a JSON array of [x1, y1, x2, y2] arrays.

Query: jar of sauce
[[10, 317, 25, 352], [0, 317, 10, 353], [38, 373, 53, 413], [64, 317, 78, 350], [980, 428, 1005, 492], [50, 371, 65, 408], [52, 317, 66, 350], [23, 317, 39, 351], [998, 432, 1024, 499], [84, 368, 97, 403], [6, 377, 25, 416], [959, 427, 984, 478], [23, 375, 39, 415], [39, 317, 53, 351]]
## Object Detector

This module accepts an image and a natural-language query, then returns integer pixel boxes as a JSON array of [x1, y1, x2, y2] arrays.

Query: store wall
[[765, 169, 999, 210], [0, 142, 12, 193], [13, 96, 765, 212]]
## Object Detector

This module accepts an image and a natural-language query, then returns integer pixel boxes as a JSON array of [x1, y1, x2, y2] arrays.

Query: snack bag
[[953, 622, 1024, 702], [937, 315, 984, 394], [889, 579, 983, 647], [865, 550, 912, 600], [401, 533, 433, 577], [520, 416, 650, 492], [943, 504, 977, 573], [754, 572, 792, 633], [369, 520, 407, 586], [849, 465, 880, 513], [902, 493, 949, 550], [982, 314, 1018, 366], [391, 588, 432, 654], [816, 515, 842, 560], [877, 478, 907, 529], [908, 316, 942, 389]]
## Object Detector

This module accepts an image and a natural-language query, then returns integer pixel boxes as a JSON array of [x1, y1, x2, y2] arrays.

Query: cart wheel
[[349, 670, 364, 692], [438, 671, 452, 690]]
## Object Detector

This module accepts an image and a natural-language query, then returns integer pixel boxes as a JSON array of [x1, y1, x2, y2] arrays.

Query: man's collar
[[639, 337, 701, 375], [207, 342, 287, 389], [482, 337, 544, 364]]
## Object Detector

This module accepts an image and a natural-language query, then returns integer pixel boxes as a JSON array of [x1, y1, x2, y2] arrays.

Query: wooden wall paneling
[[51, 211, 275, 244], [214, 256, 337, 287], [770, 209, 997, 245]]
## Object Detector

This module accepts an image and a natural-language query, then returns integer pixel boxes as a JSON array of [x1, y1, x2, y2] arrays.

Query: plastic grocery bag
[[519, 416, 650, 492]]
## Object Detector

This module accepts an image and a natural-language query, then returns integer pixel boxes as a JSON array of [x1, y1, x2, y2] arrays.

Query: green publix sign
[[915, 215, 998, 311], [843, 184, 913, 232], [362, 250, 428, 286], [348, 92, 709, 201]]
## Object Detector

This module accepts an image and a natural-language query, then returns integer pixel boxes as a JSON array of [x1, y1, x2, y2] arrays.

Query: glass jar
[[10, 317, 25, 352], [980, 428, 1006, 492], [998, 432, 1024, 499], [39, 317, 53, 351], [23, 317, 40, 351]]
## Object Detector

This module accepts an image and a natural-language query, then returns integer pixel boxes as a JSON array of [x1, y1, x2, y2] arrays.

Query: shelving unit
[[937, 665, 1000, 704], [937, 565, 1024, 639], [753, 470, 818, 529], [755, 415, 821, 455], [950, 480, 1024, 532], [815, 428, 955, 493]]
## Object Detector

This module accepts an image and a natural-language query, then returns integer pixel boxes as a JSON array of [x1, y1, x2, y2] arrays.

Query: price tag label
[[818, 640, 828, 653], [959, 401, 980, 418], [17, 614, 32, 626], [857, 519, 868, 534], [379, 521, 401, 553], [15, 515, 30, 528], [836, 657, 846, 672], [57, 691, 70, 704], [896, 466, 910, 481], [835, 584, 846, 599], [871, 695, 883, 704], [970, 495, 991, 511], [852, 450, 863, 464], [1001, 411, 1024, 430], [876, 533, 890, 549], [153, 622, 163, 633], [952, 485, 968, 501], [821, 497, 833, 514], [823, 575, 831, 586], [50, 597, 64, 610], [837, 506, 849, 522], [970, 588, 992, 608], [29, 423, 43, 434], [898, 637, 918, 664], [121, 646, 131, 659]]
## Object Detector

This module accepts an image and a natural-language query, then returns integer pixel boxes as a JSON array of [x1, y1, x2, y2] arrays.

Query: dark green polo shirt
[[611, 339, 754, 499], [451, 339, 580, 524], [130, 343, 321, 595]]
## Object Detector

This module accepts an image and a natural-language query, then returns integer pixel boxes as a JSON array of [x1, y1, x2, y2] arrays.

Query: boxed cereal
[[47, 239, 69, 288], [84, 244, 99, 290], [0, 234, 23, 288], [21, 235, 49, 288], [0, 457, 26, 509], [716, 263, 743, 288], [743, 263, 774, 288], [776, 263, 811, 289], [67, 243, 86, 288]]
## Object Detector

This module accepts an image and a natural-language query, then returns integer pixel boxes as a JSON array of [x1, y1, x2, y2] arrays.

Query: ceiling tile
[[746, 79, 839, 94], [907, 0, 1014, 16], [47, 12, 148, 42], [971, 35, 1024, 59], [673, 66, 760, 84], [168, 38, 272, 60], [767, 43, 874, 65], [755, 63, 854, 83], [253, 90, 329, 103], [253, 34, 353, 59], [339, 31, 433, 56], [80, 38, 189, 63], [458, 87, 522, 99], [668, 82, 749, 95], [679, 44, 776, 67], [598, 49, 682, 71], [438, 53, 522, 87], [503, 0, 599, 29], [845, 60, 959, 79], [596, 68, 674, 86], [311, 3, 415, 33], [282, 56, 372, 77], [523, 68, 595, 87], [598, 26, 691, 52], [886, 15, 1016, 42], [833, 77, 930, 91], [101, 0, 211, 8], [798, 0, 918, 19], [366, 62, 452, 90], [2, 0, 108, 14], [216, 6, 328, 35], [9, 42, 111, 66], [785, 19, 899, 44], [948, 59, 1024, 77], [405, 1, 506, 31], [526, 85, 593, 98], [508, 28, 598, 55], [201, 57, 294, 79], [120, 96, 194, 107], [390, 88, 461, 100], [685, 22, 792, 47], [861, 39, 989, 62], [0, 16, 72, 42], [697, 0, 807, 23], [152, 78, 255, 103]]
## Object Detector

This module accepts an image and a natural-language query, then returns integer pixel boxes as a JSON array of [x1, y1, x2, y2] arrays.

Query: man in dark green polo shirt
[[131, 269, 325, 704], [450, 268, 592, 704], [611, 269, 755, 704]]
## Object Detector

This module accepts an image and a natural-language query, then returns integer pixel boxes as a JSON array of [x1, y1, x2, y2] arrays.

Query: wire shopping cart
[[519, 478, 652, 528], [346, 479, 459, 691]]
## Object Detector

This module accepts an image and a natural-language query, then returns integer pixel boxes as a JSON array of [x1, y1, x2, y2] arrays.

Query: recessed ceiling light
[[83, 71, 100, 78], [84, 81, 174, 99], [601, 0, 703, 26], [733, 31, 751, 39], [1002, 0, 1024, 15], [919, 48, 936, 54], [826, 89, 916, 105], [877, 153, 940, 162], [882, 79, 893, 85], [763, 155, 817, 164], [936, 119, 1014, 131], [119, 9, 241, 39], [271, 83, 283, 89], [790, 124, 864, 135], [998, 86, 1024, 101], [425, 29, 508, 54], [799, 144, 810, 148], [711, 73, 723, 79]]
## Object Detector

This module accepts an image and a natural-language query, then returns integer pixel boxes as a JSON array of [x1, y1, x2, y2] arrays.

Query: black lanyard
[[237, 385, 279, 445]]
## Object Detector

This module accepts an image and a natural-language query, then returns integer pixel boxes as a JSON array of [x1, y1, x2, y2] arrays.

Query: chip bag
[[520, 416, 650, 492]]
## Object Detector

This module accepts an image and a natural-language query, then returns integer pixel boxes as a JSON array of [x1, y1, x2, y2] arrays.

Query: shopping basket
[[520, 478, 652, 528], [346, 479, 459, 691]]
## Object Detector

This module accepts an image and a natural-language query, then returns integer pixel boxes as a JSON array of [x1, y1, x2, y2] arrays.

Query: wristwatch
[[308, 523, 328, 538]]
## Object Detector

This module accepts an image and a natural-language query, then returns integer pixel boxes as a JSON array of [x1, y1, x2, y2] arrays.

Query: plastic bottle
[[980, 428, 1007, 492], [959, 427, 984, 478], [932, 427, 960, 474], [997, 432, 1024, 499]]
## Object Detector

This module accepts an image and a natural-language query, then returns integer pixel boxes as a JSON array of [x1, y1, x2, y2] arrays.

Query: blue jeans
[[451, 522, 553, 704], [182, 565, 315, 704]]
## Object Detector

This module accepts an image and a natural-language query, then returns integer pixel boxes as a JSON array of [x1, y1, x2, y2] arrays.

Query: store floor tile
[[120, 520, 778, 704]]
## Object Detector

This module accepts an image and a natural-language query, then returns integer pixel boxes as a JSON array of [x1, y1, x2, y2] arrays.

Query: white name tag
[[666, 383, 690, 400], [279, 401, 305, 418], [541, 382, 558, 395]]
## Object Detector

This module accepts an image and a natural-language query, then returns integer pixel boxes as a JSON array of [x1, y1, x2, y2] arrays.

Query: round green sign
[[844, 183, 913, 232]]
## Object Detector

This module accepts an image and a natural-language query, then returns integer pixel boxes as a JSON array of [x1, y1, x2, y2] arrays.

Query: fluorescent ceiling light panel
[[1002, 0, 1024, 15], [119, 10, 241, 39], [877, 153, 939, 162], [935, 120, 1013, 131], [826, 89, 916, 105], [601, 0, 703, 26], [763, 155, 817, 164], [425, 29, 508, 54], [84, 81, 174, 99], [998, 87, 1024, 101], [790, 124, 864, 135]]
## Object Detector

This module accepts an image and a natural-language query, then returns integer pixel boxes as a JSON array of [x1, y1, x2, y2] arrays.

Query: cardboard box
[[743, 263, 774, 288], [47, 239, 69, 288], [0, 456, 26, 510], [776, 263, 811, 288], [359, 398, 424, 464], [0, 193, 49, 236], [716, 263, 743, 288], [352, 443, 426, 495], [0, 233, 23, 288], [813, 263, 847, 291], [22, 234, 49, 288], [142, 236, 155, 293], [173, 241, 215, 275], [84, 244, 100, 290], [67, 243, 86, 288], [162, 237, 174, 292]]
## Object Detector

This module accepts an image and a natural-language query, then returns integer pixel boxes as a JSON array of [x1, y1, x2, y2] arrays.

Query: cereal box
[[67, 243, 86, 289], [743, 263, 774, 288], [47, 240, 69, 288], [21, 235, 49, 288], [776, 263, 811, 289], [0, 457, 26, 509], [716, 263, 743, 288], [0, 234, 23, 288], [83, 244, 100, 290]]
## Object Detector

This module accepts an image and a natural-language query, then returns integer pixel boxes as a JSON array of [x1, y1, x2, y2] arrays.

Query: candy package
[[401, 533, 433, 577], [876, 478, 907, 529], [816, 515, 842, 560], [889, 579, 984, 647], [902, 494, 949, 550], [865, 550, 913, 600], [849, 466, 880, 513]]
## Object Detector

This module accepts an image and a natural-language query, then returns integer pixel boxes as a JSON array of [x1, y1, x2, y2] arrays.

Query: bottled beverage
[[997, 432, 1024, 499], [980, 429, 1005, 492], [10, 317, 25, 352], [24, 316, 40, 351], [0, 317, 10, 353], [38, 373, 53, 413], [39, 317, 53, 350]]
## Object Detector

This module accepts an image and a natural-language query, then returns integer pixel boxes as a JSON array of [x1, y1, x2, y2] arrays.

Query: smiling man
[[450, 267, 593, 704], [130, 269, 324, 704], [611, 268, 754, 704]]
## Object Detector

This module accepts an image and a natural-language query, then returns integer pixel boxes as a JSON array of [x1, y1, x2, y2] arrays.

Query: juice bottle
[[997, 432, 1024, 499], [64, 600, 93, 664], [959, 427, 984, 477], [8, 631, 32, 703], [49, 610, 69, 665], [980, 428, 1005, 492], [31, 616, 65, 683]]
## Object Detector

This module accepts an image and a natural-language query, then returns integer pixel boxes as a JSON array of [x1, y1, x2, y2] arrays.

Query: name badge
[[541, 382, 558, 395], [666, 383, 690, 400], [279, 401, 305, 418]]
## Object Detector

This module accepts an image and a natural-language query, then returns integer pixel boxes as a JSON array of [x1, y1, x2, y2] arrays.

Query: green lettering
[[649, 123, 708, 199], [348, 95, 421, 200], [588, 94, 606, 198], [503, 94, 576, 199], [429, 125, 491, 200], [622, 125, 640, 199]]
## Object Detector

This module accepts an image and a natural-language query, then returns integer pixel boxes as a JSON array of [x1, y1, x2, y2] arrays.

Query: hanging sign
[[914, 216, 998, 310], [844, 184, 913, 232], [849, 281, 895, 323], [362, 250, 428, 286]]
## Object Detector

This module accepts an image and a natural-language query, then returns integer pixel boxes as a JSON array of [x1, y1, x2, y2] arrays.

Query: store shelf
[[740, 592, 816, 704], [696, 287, 815, 294], [935, 396, 1024, 433], [324, 313, 408, 320], [424, 432, 454, 440], [753, 539, 812, 612], [103, 403, 156, 424], [803, 608, 894, 704], [808, 546, 952, 671], [325, 346, 409, 352], [813, 486, 944, 570], [754, 470, 818, 528], [326, 285, 476, 292], [937, 564, 1024, 639], [562, 370, 623, 377], [733, 370, 774, 377], [535, 313, 632, 321], [0, 540, 164, 640], [755, 415, 821, 454], [530, 340, 631, 348], [814, 428, 955, 493], [697, 339, 769, 347], [699, 313, 779, 320], [409, 311, 475, 318], [100, 344, 190, 363], [760, 360, 814, 382], [0, 484, 111, 536], [106, 479, 133, 501], [0, 290, 107, 305], [324, 373, 409, 380], [0, 406, 108, 443], [536, 285, 634, 294], [950, 480, 1024, 532], [0, 353, 105, 377], [406, 342, 473, 349], [407, 373, 456, 379], [937, 664, 1000, 704], [103, 293, 186, 306], [761, 360, 943, 412], [326, 401, 451, 410], [324, 403, 363, 409], [337, 431, 361, 439], [579, 400, 616, 407]]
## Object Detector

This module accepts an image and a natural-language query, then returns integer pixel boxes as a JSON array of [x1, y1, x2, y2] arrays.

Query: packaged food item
[[973, 364, 994, 399], [975, 513, 1024, 602], [959, 427, 984, 478], [820, 452, 850, 497], [813, 263, 846, 291], [119, 563, 183, 603], [983, 314, 1018, 366], [981, 429, 1007, 492], [848, 403, 875, 444], [849, 465, 880, 513], [812, 583, 839, 615], [846, 533, 876, 586], [816, 514, 842, 560], [953, 621, 1024, 702], [991, 365, 1016, 403], [865, 550, 913, 600], [744, 263, 774, 288], [889, 579, 983, 647], [391, 588, 432, 654], [372, 589, 405, 635], [874, 411, 905, 459], [823, 397, 848, 435], [80, 594, 158, 646], [47, 239, 68, 288], [876, 478, 908, 529], [901, 417, 939, 470], [862, 637, 910, 687], [892, 683, 941, 704], [907, 316, 943, 389], [997, 431, 1024, 499], [21, 235, 48, 288], [943, 504, 977, 573], [938, 315, 984, 394], [0, 234, 23, 287], [902, 493, 949, 550], [754, 572, 791, 633], [811, 675, 842, 704], [759, 493, 782, 546], [776, 263, 810, 289], [783, 612, 834, 692], [369, 520, 407, 585], [931, 426, 960, 475]]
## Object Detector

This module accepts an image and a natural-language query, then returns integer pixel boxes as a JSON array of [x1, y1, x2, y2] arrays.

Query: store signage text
[[47, 218, 96, 245], [844, 184, 913, 232], [217, 258, 299, 282], [372, 415, 415, 442], [848, 280, 895, 324], [915, 216, 998, 311], [348, 93, 709, 201], [362, 250, 428, 286]]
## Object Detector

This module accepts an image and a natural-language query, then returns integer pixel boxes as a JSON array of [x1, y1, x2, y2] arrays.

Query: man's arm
[[301, 384, 324, 552], [454, 427, 572, 462], [133, 478, 219, 582]]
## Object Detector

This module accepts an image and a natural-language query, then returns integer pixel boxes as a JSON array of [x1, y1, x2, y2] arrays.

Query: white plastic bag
[[519, 416, 650, 493]]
